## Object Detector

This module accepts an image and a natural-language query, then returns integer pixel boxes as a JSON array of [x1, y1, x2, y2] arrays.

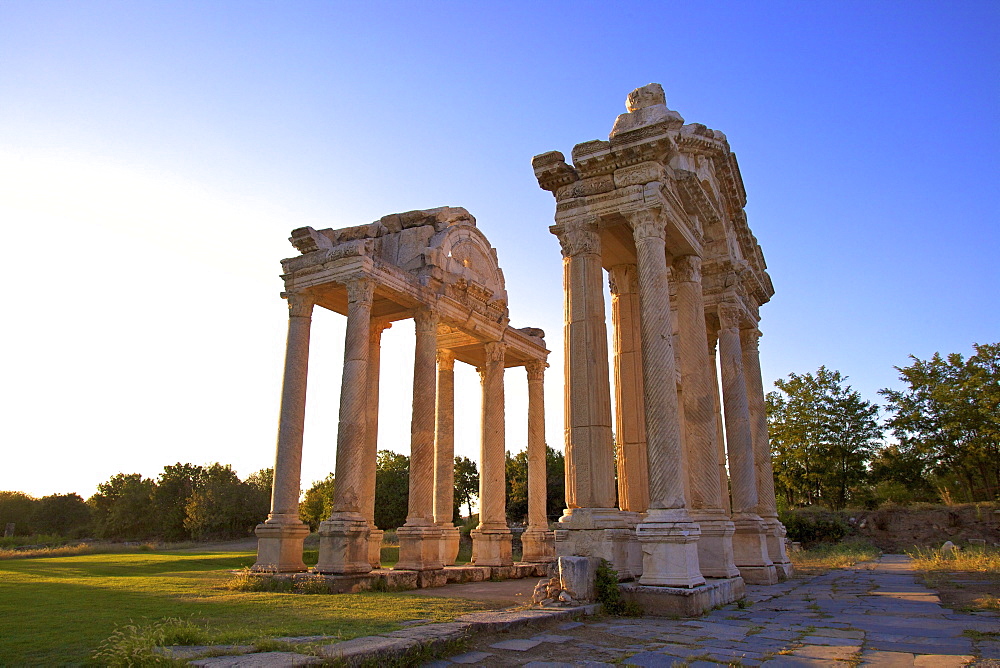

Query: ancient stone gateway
[[253, 207, 555, 574], [531, 84, 792, 598]]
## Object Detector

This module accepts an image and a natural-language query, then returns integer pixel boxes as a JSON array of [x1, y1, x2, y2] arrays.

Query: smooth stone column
[[254, 291, 314, 572], [396, 308, 443, 571], [741, 327, 792, 579], [521, 359, 555, 563], [552, 218, 630, 573], [609, 264, 649, 516], [316, 278, 374, 574], [708, 333, 731, 515], [718, 302, 776, 585], [434, 349, 461, 566], [363, 320, 390, 568], [675, 256, 739, 579], [629, 209, 704, 588], [472, 342, 513, 567]]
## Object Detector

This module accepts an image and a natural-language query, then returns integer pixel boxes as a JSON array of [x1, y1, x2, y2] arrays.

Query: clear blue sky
[[2, 1, 997, 499]]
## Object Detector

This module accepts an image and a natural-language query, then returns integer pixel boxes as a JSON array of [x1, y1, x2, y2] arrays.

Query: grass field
[[0, 549, 496, 665]]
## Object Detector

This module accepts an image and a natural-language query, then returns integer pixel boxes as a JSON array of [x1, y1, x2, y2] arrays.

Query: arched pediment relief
[[429, 224, 508, 304]]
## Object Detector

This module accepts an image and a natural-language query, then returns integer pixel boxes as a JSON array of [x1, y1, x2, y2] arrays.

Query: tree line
[[768, 342, 999, 510]]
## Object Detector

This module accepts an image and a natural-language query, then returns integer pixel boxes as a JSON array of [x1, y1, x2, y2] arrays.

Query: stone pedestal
[[731, 514, 778, 584], [636, 509, 705, 588], [396, 524, 443, 571], [367, 528, 384, 569], [471, 527, 512, 567], [762, 517, 793, 579], [315, 515, 371, 574], [252, 521, 310, 572], [520, 527, 555, 563], [554, 508, 635, 579], [439, 525, 461, 566], [690, 511, 740, 579]]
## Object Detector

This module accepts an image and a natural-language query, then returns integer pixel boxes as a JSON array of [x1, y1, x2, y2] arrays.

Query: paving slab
[[490, 638, 544, 651], [448, 650, 494, 663], [190, 653, 322, 667]]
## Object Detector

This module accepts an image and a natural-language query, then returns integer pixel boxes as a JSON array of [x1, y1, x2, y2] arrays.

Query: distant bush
[[780, 508, 850, 547]]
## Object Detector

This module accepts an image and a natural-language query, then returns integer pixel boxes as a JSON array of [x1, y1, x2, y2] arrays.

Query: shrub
[[92, 617, 206, 666], [222, 568, 294, 593], [595, 560, 642, 617], [779, 509, 849, 547]]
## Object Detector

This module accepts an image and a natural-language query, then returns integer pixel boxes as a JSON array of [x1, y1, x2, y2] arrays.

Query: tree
[[89, 473, 157, 540], [152, 463, 205, 541], [767, 367, 882, 509], [544, 446, 566, 521], [374, 450, 409, 530], [184, 464, 269, 540], [880, 342, 1000, 502], [32, 493, 92, 537], [505, 450, 528, 523], [300, 473, 335, 531], [453, 455, 479, 519], [0, 491, 37, 536]]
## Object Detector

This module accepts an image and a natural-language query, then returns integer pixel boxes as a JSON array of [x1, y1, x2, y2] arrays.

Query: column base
[[761, 516, 793, 580], [315, 514, 372, 575], [732, 513, 778, 585], [471, 526, 513, 567], [554, 507, 636, 579], [521, 526, 556, 563], [438, 525, 461, 566], [367, 528, 384, 569], [395, 524, 443, 571], [690, 511, 740, 579], [252, 520, 310, 572], [636, 509, 705, 588]]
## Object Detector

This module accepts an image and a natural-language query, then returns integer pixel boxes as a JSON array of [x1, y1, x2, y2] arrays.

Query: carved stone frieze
[[555, 174, 616, 200]]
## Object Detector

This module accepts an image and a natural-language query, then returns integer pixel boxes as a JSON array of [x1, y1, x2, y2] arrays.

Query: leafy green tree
[[152, 463, 205, 541], [453, 455, 479, 519], [183, 464, 269, 540], [374, 450, 409, 530], [880, 342, 1000, 502], [300, 473, 335, 531], [544, 446, 566, 521], [32, 493, 92, 537], [89, 473, 157, 540], [0, 491, 37, 536], [767, 367, 882, 509], [505, 450, 529, 523]]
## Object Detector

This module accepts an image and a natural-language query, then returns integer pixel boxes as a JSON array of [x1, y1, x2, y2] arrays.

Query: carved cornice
[[525, 359, 549, 381], [282, 291, 314, 318], [483, 341, 506, 364], [532, 151, 580, 193], [437, 349, 456, 371], [673, 255, 702, 284], [344, 277, 374, 307], [627, 209, 666, 241]]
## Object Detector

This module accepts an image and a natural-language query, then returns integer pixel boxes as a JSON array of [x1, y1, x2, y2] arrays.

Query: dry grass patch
[[907, 545, 1000, 613], [789, 538, 881, 575]]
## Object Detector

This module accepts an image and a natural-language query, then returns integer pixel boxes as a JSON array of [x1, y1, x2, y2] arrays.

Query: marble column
[[674, 256, 739, 579], [553, 218, 630, 572], [434, 348, 461, 565], [609, 264, 649, 516], [254, 291, 314, 572], [316, 278, 374, 574], [396, 307, 443, 570], [708, 333, 731, 515], [718, 302, 776, 584], [629, 209, 704, 588], [472, 341, 513, 566], [521, 359, 555, 563], [363, 320, 390, 568], [741, 327, 793, 579]]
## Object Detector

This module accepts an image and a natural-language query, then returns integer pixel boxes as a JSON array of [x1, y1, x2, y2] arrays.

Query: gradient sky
[[2, 1, 997, 500]]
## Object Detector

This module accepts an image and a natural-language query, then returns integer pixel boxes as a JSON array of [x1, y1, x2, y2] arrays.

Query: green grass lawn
[[0, 549, 496, 665]]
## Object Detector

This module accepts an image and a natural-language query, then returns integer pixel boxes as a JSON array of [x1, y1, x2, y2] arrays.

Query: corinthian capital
[[608, 264, 639, 296], [437, 349, 456, 371], [344, 277, 374, 307], [673, 255, 702, 283], [525, 359, 549, 381], [717, 302, 744, 330], [483, 341, 507, 364], [627, 208, 666, 241], [740, 327, 762, 351], [557, 219, 600, 257], [413, 307, 438, 334], [283, 291, 314, 318]]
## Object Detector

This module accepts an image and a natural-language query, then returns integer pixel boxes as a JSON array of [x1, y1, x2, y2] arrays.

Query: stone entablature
[[254, 206, 555, 574], [532, 84, 791, 594]]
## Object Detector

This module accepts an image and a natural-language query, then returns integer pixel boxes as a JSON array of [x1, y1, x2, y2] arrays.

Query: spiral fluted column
[[253, 291, 314, 572]]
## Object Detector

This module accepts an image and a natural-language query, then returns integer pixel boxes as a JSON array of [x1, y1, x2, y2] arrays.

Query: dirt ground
[[850, 503, 1000, 552], [918, 569, 1000, 613]]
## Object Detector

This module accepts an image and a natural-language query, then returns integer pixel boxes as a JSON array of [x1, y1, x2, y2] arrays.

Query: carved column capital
[[608, 264, 639, 296], [369, 319, 391, 344], [525, 359, 549, 381], [627, 208, 666, 241], [717, 302, 743, 330], [437, 349, 456, 371], [345, 277, 374, 307], [483, 341, 507, 364], [740, 327, 762, 351], [557, 219, 601, 257], [413, 307, 438, 334], [282, 291, 315, 318], [673, 255, 703, 284]]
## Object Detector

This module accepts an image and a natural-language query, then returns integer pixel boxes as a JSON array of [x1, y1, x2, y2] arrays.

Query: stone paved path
[[424, 555, 999, 667]]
